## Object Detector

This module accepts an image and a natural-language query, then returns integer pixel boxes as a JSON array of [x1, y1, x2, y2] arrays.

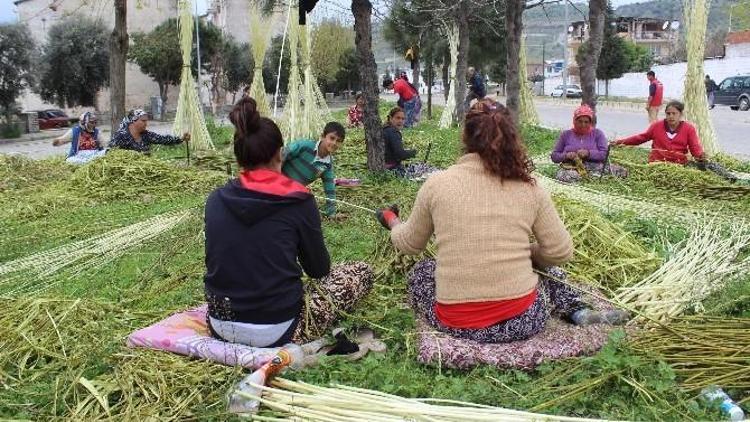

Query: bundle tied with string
[[682, 0, 719, 155], [280, 9, 304, 142], [173, 0, 214, 151], [439, 23, 459, 129], [249, 4, 272, 116], [301, 22, 332, 138]]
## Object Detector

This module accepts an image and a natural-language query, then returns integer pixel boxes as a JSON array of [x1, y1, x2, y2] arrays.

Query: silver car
[[551, 84, 583, 98]]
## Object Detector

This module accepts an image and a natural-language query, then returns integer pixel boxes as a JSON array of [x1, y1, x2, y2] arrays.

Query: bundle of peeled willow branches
[[519, 35, 540, 125], [682, 0, 719, 155], [172, 0, 213, 151], [248, 3, 272, 116], [630, 315, 750, 399], [0, 209, 192, 296], [243, 377, 609, 421], [614, 221, 750, 322]]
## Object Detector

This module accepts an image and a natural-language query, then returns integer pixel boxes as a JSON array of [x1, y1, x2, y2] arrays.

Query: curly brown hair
[[462, 99, 534, 183]]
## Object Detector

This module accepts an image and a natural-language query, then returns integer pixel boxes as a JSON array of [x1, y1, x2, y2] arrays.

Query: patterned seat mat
[[127, 305, 281, 369]]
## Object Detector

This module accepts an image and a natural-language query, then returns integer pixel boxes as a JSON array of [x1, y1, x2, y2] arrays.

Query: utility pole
[[562, 0, 569, 99]]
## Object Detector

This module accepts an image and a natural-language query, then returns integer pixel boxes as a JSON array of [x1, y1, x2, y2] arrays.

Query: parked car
[[551, 84, 583, 98], [35, 109, 72, 130], [714, 75, 750, 111]]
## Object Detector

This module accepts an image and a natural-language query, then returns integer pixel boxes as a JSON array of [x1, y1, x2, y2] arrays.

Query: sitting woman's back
[[204, 97, 374, 348], [385, 99, 628, 344], [392, 100, 571, 305]]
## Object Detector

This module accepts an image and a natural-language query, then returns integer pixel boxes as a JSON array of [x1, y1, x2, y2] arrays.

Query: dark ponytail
[[462, 99, 534, 184], [229, 97, 283, 169]]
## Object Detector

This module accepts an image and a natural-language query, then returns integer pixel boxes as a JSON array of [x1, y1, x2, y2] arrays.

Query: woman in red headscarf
[[550, 105, 628, 183]]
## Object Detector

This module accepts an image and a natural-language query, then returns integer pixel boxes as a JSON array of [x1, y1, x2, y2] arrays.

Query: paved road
[[0, 121, 175, 160], [534, 101, 750, 159], [2, 100, 748, 159]]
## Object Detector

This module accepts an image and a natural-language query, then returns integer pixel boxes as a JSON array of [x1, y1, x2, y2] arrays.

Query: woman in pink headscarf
[[550, 105, 628, 183]]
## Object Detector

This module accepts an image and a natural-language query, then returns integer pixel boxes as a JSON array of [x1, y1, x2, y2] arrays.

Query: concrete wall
[[542, 54, 750, 99], [16, 0, 178, 114]]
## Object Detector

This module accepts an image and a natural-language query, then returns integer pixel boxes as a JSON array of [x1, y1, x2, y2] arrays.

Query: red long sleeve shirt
[[619, 120, 704, 164]]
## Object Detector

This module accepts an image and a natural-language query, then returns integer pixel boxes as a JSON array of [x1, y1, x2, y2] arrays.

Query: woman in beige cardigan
[[376, 99, 628, 343]]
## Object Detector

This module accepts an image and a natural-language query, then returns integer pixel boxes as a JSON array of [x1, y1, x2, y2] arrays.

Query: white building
[[14, 0, 179, 114]]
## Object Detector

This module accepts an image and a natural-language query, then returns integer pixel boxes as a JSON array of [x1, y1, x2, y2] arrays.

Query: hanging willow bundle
[[615, 221, 750, 322], [519, 36, 540, 125], [300, 22, 331, 139], [280, 10, 304, 142], [682, 0, 718, 155], [439, 24, 459, 129], [0, 210, 192, 296], [173, 0, 214, 151], [249, 4, 272, 116]]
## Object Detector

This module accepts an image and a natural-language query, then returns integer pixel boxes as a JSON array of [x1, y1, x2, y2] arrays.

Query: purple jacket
[[550, 128, 608, 163]]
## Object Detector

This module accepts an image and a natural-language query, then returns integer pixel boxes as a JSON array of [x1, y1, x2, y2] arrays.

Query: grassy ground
[[1, 106, 749, 420]]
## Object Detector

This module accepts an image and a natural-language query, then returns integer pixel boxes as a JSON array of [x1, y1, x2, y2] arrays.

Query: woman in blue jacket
[[52, 112, 106, 164]]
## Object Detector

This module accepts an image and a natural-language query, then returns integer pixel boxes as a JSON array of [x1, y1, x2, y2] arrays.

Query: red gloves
[[376, 204, 400, 230]]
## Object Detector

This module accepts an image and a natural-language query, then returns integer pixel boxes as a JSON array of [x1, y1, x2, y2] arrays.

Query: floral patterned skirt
[[408, 259, 585, 344]]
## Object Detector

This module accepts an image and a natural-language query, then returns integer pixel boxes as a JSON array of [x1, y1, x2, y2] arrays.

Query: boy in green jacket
[[282, 122, 345, 217]]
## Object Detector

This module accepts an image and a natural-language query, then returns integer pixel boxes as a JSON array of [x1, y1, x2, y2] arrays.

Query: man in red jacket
[[646, 70, 664, 123]]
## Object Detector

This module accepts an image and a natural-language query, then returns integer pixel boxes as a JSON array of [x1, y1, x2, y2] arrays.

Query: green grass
[[0, 107, 748, 420]]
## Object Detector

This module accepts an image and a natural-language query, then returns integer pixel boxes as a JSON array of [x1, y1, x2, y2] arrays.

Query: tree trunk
[[442, 51, 449, 101], [454, 6, 470, 122], [109, 0, 127, 139], [352, 0, 384, 171], [159, 83, 169, 121], [505, 0, 524, 123], [581, 0, 606, 111], [427, 55, 433, 120], [412, 53, 420, 91]]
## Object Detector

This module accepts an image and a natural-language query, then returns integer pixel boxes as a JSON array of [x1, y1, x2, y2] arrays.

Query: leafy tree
[[263, 35, 291, 95], [129, 18, 224, 118], [623, 41, 652, 72], [39, 18, 109, 108], [313, 20, 355, 91], [331, 47, 361, 93], [221, 41, 253, 103], [0, 23, 36, 125]]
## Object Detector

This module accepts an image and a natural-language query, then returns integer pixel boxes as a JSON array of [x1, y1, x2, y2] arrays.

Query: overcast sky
[[0, 0, 654, 24]]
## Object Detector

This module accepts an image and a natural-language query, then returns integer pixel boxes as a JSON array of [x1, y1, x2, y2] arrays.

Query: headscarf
[[118, 109, 148, 132], [572, 105, 594, 136], [79, 112, 97, 133]]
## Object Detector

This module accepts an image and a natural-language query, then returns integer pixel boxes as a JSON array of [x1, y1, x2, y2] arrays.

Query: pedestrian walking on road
[[646, 71, 664, 123], [464, 67, 487, 109], [705, 75, 718, 109]]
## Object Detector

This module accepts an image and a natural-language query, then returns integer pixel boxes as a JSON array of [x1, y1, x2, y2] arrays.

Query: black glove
[[376, 204, 400, 230]]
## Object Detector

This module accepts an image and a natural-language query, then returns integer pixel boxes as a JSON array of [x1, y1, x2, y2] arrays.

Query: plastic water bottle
[[701, 386, 745, 421]]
